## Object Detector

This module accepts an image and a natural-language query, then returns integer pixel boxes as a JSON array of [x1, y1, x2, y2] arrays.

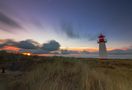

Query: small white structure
[[98, 34, 107, 58]]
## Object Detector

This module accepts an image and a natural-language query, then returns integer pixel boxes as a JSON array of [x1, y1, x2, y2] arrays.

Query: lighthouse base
[[99, 42, 107, 59]]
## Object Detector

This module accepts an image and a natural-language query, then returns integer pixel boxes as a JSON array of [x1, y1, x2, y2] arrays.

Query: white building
[[98, 34, 107, 58]]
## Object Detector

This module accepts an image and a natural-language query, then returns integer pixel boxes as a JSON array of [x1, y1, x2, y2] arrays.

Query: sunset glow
[[0, 0, 132, 54], [1, 46, 20, 52], [0, 1, 132, 90], [22, 52, 31, 56]]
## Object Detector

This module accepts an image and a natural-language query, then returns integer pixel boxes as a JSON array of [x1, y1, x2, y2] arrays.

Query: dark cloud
[[0, 39, 61, 52], [61, 22, 80, 39], [41, 40, 60, 51], [60, 22, 100, 41], [0, 12, 23, 31], [0, 39, 39, 49], [0, 39, 18, 48], [17, 39, 39, 49]]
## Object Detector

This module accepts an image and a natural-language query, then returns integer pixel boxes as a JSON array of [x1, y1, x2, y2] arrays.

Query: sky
[[0, 0, 132, 51]]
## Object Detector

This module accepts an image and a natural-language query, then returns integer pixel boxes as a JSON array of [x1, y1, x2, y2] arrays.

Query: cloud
[[0, 39, 39, 49], [129, 45, 132, 49], [60, 22, 100, 41], [83, 33, 99, 41], [0, 39, 61, 53], [0, 12, 23, 32], [109, 48, 132, 54], [109, 49, 126, 54], [1, 46, 20, 52], [125, 46, 132, 53], [0, 39, 18, 48], [61, 22, 80, 39], [29, 18, 44, 29], [41, 40, 60, 51], [17, 39, 39, 49]]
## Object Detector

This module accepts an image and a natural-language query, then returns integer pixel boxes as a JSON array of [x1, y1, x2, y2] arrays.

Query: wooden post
[[1, 67, 5, 73]]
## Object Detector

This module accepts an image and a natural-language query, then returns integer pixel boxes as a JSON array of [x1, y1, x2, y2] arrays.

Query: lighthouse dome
[[98, 34, 107, 43], [98, 34, 105, 38]]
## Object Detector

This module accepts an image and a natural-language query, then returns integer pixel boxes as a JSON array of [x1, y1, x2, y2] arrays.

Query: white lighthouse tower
[[98, 34, 107, 58]]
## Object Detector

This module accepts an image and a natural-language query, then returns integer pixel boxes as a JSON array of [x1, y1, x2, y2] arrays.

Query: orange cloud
[[0, 39, 6, 43], [1, 45, 20, 51]]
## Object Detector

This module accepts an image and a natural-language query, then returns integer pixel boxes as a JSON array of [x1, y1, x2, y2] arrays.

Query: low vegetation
[[0, 51, 132, 90]]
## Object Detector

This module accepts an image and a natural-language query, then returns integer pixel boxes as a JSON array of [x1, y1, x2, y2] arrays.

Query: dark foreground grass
[[2, 57, 131, 90]]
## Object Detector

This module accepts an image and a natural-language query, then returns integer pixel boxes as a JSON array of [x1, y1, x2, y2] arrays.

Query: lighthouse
[[98, 34, 107, 58]]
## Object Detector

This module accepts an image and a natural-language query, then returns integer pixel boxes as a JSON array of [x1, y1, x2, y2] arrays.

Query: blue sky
[[0, 0, 132, 50]]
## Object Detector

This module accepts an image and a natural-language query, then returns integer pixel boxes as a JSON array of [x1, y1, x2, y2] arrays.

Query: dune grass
[[6, 57, 132, 90]]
